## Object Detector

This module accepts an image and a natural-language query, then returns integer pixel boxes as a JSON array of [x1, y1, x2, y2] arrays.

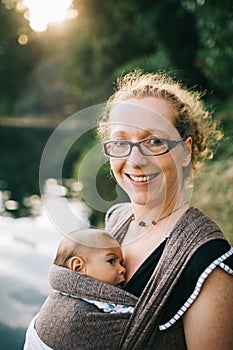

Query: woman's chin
[[129, 193, 165, 208]]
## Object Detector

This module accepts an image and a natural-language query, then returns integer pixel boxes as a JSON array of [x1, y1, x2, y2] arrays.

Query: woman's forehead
[[108, 99, 179, 138]]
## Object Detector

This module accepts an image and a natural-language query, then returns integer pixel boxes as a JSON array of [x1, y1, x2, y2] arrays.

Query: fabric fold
[[49, 264, 137, 306], [35, 265, 137, 350]]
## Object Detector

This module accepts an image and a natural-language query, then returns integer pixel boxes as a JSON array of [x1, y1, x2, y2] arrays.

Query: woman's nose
[[127, 145, 149, 167]]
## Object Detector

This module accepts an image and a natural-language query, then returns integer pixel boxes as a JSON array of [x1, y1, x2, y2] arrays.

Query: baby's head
[[54, 228, 126, 287]]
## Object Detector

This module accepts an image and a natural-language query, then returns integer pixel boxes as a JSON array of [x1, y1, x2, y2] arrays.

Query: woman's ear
[[68, 256, 86, 274], [182, 137, 192, 167]]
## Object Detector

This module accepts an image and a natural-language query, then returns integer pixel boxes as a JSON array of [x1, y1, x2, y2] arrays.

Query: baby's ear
[[68, 256, 86, 274]]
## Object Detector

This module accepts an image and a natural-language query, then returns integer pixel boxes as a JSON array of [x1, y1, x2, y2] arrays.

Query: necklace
[[132, 202, 188, 227]]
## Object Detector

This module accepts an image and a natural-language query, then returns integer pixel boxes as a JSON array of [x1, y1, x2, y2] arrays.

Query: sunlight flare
[[19, 0, 78, 32]]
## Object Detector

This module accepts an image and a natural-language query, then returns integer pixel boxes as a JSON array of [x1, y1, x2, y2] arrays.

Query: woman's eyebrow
[[110, 130, 128, 136], [110, 131, 172, 139]]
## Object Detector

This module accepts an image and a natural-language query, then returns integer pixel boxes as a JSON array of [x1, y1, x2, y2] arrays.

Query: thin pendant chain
[[132, 202, 188, 227]]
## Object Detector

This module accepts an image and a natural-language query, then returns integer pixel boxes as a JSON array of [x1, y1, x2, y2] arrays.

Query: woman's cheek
[[110, 159, 122, 180]]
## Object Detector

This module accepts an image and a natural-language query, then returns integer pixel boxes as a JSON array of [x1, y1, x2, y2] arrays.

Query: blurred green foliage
[[192, 158, 233, 244], [0, 0, 232, 240], [0, 2, 42, 113]]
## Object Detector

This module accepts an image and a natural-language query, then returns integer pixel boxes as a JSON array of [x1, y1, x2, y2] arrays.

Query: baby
[[24, 228, 136, 350], [54, 228, 126, 287]]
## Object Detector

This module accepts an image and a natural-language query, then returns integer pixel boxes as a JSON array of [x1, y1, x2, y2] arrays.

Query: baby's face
[[85, 246, 126, 287]]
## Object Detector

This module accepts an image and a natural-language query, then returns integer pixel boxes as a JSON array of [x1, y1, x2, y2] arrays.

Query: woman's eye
[[114, 141, 128, 148], [150, 138, 163, 146], [107, 258, 116, 265]]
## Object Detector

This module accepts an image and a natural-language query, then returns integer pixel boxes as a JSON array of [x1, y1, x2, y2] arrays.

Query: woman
[[99, 70, 233, 349]]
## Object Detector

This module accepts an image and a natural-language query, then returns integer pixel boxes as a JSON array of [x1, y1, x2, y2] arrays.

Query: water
[[0, 193, 90, 330]]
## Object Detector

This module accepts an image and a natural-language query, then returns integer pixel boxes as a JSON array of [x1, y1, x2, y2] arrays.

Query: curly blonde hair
[[99, 70, 222, 171]]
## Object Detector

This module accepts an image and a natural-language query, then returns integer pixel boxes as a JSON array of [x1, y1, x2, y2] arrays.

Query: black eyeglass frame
[[103, 137, 185, 158]]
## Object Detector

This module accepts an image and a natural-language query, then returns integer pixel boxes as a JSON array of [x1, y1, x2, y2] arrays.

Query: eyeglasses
[[103, 137, 184, 158]]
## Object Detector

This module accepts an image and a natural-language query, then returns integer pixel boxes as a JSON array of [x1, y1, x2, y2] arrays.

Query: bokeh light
[[18, 33, 28, 45]]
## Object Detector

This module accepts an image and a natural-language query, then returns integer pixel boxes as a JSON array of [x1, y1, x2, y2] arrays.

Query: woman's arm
[[183, 267, 233, 349]]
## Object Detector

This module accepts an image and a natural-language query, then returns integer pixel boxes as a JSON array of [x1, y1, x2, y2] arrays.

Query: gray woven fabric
[[108, 206, 227, 349], [36, 267, 137, 350], [35, 206, 228, 350]]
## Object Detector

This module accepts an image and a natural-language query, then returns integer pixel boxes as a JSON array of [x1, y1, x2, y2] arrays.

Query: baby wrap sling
[[106, 205, 230, 349], [35, 206, 231, 350], [35, 266, 137, 350]]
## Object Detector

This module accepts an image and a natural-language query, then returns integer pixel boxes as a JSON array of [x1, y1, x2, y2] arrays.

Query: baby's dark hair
[[54, 228, 119, 268]]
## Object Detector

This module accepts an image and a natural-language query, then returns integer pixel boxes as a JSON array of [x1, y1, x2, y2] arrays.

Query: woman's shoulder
[[105, 202, 133, 229], [182, 262, 233, 349], [171, 206, 227, 248], [180, 206, 223, 232], [105, 202, 132, 219], [159, 238, 233, 330]]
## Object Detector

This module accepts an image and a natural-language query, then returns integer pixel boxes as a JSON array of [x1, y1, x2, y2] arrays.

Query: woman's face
[[108, 97, 191, 209]]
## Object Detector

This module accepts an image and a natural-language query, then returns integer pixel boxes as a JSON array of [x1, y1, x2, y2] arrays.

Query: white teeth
[[130, 175, 151, 182]]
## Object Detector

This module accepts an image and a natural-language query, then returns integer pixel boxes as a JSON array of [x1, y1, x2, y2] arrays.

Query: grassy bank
[[192, 158, 233, 244]]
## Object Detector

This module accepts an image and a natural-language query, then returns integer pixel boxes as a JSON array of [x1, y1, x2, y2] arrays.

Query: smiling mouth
[[127, 174, 158, 183]]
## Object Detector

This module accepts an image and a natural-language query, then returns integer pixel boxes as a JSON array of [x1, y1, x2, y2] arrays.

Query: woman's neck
[[131, 195, 189, 227], [122, 199, 189, 246]]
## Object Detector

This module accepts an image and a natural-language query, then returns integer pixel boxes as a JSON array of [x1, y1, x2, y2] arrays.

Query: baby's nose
[[119, 264, 126, 274]]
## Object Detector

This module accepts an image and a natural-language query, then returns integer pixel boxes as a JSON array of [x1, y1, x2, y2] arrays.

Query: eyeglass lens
[[105, 138, 169, 157]]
